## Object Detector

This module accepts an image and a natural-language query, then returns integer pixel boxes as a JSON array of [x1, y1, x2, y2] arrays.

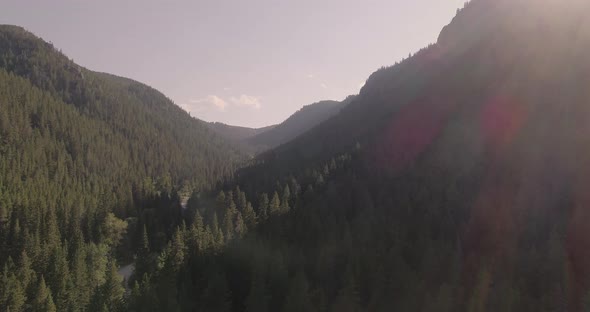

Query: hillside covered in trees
[[126, 0, 590, 311], [0, 25, 243, 311], [209, 97, 356, 153], [4, 0, 590, 311], [246, 97, 356, 150], [207, 123, 275, 144], [206, 123, 275, 155]]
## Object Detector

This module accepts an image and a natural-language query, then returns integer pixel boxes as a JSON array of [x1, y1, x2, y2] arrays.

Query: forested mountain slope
[[207, 122, 276, 155], [208, 122, 275, 143], [247, 97, 355, 149], [130, 0, 590, 311], [209, 97, 355, 153], [4, 0, 590, 310], [0, 25, 243, 311]]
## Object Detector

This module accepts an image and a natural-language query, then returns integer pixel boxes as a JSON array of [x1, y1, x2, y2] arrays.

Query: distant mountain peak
[[247, 97, 356, 149]]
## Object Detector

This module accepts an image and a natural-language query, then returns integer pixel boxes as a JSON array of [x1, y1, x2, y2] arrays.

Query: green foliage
[[281, 185, 291, 214], [0, 24, 242, 311], [103, 213, 127, 248], [33, 276, 54, 312], [258, 193, 269, 221], [169, 228, 186, 270], [243, 202, 257, 229], [5, 0, 590, 310], [98, 261, 125, 312], [269, 192, 281, 216]]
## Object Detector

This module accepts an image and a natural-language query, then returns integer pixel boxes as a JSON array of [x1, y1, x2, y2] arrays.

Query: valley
[[2, 0, 590, 311]]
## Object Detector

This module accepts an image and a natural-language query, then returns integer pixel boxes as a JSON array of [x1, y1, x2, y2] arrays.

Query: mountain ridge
[[247, 96, 356, 149], [207, 96, 356, 153], [5, 0, 590, 310], [0, 24, 244, 214], [227, 2, 590, 309]]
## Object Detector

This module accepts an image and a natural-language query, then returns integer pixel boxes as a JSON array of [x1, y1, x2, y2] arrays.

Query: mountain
[[247, 96, 356, 149], [4, 0, 590, 310], [208, 97, 355, 154], [0, 25, 245, 311], [0, 25, 242, 187], [247, 0, 590, 178], [131, 0, 590, 311], [208, 122, 275, 142], [207, 122, 276, 155]]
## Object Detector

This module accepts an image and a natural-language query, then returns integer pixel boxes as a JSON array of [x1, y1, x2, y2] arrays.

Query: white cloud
[[183, 94, 262, 114], [223, 87, 231, 91], [187, 95, 228, 112], [320, 83, 328, 89], [307, 74, 314, 79], [230, 94, 262, 110]]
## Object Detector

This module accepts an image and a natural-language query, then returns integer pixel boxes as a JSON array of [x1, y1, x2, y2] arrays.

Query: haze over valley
[[2, 0, 590, 311]]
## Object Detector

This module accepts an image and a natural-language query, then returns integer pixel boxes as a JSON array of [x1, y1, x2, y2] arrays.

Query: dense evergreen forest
[[0, 25, 243, 311], [4, 0, 590, 311]]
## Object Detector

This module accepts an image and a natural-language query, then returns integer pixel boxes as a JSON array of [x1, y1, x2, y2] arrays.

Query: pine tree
[[1, 258, 26, 312], [170, 227, 186, 270], [216, 191, 226, 212], [138, 273, 160, 311], [258, 193, 269, 221], [243, 202, 257, 230], [223, 206, 235, 241], [6, 275, 26, 312], [226, 195, 237, 216], [236, 187, 248, 212], [24, 229, 41, 270], [44, 209, 60, 248], [0, 203, 6, 223], [0, 260, 12, 308], [17, 250, 34, 296], [128, 281, 142, 312], [212, 213, 225, 248], [45, 293, 57, 312], [190, 210, 206, 252], [101, 261, 124, 312], [270, 192, 281, 216], [135, 224, 151, 278], [281, 185, 291, 214], [9, 217, 23, 259], [235, 211, 246, 239], [141, 225, 150, 254], [48, 244, 72, 310], [71, 244, 91, 310], [33, 275, 51, 312], [289, 178, 301, 199]]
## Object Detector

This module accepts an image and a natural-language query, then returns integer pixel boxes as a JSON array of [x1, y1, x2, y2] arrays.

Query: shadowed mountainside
[[247, 96, 356, 149], [5, 0, 590, 310], [208, 96, 356, 154]]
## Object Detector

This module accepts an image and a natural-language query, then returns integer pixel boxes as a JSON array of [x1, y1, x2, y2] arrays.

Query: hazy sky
[[3, 0, 465, 128]]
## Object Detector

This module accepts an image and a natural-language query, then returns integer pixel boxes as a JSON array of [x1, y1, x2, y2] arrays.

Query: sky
[[2, 0, 465, 128]]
